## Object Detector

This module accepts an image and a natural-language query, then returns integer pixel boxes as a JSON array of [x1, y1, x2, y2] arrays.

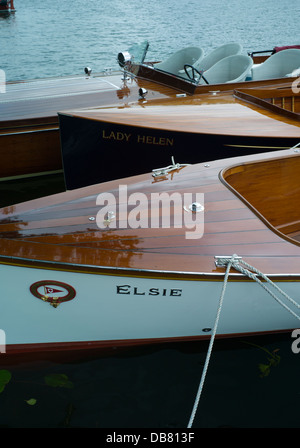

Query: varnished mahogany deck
[[63, 87, 300, 139], [1, 73, 179, 123], [0, 147, 299, 279]]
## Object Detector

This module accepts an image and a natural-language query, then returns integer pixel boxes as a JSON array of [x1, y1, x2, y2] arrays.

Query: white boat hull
[[2, 262, 300, 353]]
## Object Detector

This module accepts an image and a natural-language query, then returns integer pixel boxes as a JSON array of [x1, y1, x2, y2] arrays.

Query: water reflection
[[62, 229, 143, 268], [0, 11, 15, 21]]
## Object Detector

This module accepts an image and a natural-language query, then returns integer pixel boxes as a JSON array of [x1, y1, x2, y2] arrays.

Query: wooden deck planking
[[0, 74, 179, 123], [0, 149, 300, 276], [65, 99, 300, 138]]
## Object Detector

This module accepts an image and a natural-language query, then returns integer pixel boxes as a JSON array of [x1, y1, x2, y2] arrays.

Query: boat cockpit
[[221, 144, 300, 244], [117, 41, 300, 94]]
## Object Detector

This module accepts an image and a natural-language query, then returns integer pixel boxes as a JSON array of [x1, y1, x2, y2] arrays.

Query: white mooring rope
[[187, 255, 235, 428], [187, 254, 300, 428]]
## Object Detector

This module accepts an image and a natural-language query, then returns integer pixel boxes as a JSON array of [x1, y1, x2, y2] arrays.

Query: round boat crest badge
[[30, 280, 76, 308]]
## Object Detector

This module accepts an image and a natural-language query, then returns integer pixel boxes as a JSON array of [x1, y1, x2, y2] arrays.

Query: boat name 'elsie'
[[116, 285, 182, 296], [102, 130, 174, 146]]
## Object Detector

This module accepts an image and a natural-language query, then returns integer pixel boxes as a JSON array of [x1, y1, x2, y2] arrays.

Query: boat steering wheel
[[184, 64, 209, 84]]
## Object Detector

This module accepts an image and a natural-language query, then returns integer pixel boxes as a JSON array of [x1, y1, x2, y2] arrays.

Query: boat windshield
[[127, 41, 149, 65]]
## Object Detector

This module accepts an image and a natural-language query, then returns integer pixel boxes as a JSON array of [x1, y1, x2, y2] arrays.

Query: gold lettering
[[102, 130, 131, 142], [103, 131, 173, 146], [137, 135, 146, 143], [136, 134, 174, 146], [124, 133, 131, 142]]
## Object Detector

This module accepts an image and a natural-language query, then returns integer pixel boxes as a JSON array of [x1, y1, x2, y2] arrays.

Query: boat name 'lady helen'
[[102, 130, 174, 146]]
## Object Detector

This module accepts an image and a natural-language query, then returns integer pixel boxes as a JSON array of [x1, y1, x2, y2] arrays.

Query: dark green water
[[0, 174, 66, 208], [0, 333, 299, 428]]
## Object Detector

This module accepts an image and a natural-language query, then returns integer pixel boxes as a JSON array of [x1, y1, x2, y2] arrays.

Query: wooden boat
[[0, 0, 15, 13], [1, 145, 300, 358], [0, 70, 179, 181], [59, 81, 300, 190], [1, 42, 300, 182], [123, 42, 300, 94]]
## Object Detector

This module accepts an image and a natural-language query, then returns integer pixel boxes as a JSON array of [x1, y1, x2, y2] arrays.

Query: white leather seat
[[251, 49, 300, 80], [197, 43, 243, 72], [199, 54, 253, 84], [155, 47, 204, 76]]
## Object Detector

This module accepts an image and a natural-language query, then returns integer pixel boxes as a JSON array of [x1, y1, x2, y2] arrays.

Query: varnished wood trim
[[0, 117, 59, 130], [130, 63, 197, 94], [0, 127, 59, 136], [130, 63, 298, 95], [0, 169, 63, 182], [225, 144, 292, 149]]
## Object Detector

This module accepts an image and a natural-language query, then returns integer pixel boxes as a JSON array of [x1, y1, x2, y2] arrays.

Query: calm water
[[1, 0, 300, 82], [0, 0, 300, 429]]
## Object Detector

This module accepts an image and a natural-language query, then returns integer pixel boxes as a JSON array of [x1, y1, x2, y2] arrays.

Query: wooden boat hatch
[[221, 154, 300, 244]]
